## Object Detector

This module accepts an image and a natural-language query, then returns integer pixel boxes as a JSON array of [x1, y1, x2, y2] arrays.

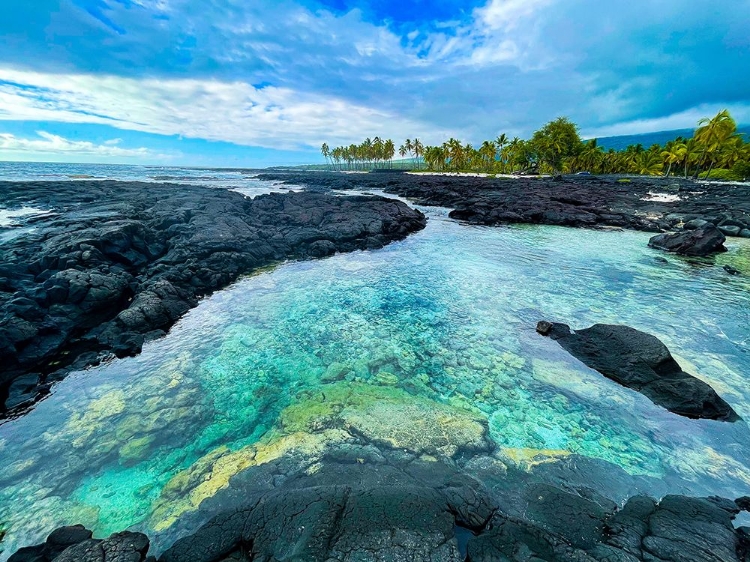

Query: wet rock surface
[[256, 172, 750, 236], [537, 322, 739, 421], [8, 526, 150, 562], [649, 224, 727, 256], [12, 449, 747, 562], [0, 181, 426, 415]]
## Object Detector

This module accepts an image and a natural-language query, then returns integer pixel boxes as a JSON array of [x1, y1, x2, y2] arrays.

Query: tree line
[[320, 138, 425, 171], [322, 110, 749, 180]]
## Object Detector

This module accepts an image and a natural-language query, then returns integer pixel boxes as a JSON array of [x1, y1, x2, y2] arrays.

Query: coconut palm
[[495, 134, 508, 171], [661, 141, 687, 177], [694, 109, 737, 177], [479, 140, 496, 172], [398, 144, 407, 161], [638, 151, 664, 176], [384, 139, 395, 169], [412, 138, 424, 169]]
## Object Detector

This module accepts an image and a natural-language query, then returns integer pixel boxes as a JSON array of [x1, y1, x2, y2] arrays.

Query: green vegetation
[[322, 110, 749, 178], [321, 137, 406, 170]]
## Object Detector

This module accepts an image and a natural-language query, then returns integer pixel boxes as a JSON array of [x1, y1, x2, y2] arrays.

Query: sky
[[0, 0, 749, 166]]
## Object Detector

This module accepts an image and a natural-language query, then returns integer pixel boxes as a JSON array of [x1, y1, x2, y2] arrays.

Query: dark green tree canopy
[[529, 117, 582, 172]]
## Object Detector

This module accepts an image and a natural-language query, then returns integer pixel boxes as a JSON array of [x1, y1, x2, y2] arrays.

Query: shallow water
[[1, 190, 750, 558]]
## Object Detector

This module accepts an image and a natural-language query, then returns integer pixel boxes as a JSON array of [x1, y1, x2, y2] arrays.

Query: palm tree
[[661, 141, 686, 177], [398, 144, 407, 162], [321, 143, 330, 170], [495, 134, 508, 172], [479, 140, 496, 172], [682, 138, 701, 178], [384, 139, 395, 169], [412, 138, 424, 170], [578, 139, 603, 173], [694, 109, 737, 178], [638, 151, 664, 176]]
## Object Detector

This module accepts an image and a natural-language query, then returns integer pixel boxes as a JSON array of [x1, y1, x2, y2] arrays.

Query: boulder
[[648, 225, 727, 256], [683, 218, 710, 230], [719, 225, 742, 237], [537, 322, 739, 421], [9, 527, 150, 562]]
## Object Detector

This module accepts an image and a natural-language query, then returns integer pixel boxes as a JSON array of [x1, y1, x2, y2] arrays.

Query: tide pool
[[1, 205, 749, 559]]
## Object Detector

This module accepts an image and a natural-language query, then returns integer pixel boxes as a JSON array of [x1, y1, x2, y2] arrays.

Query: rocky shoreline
[[9, 444, 750, 561], [3, 175, 749, 562], [0, 181, 426, 415], [257, 171, 750, 238]]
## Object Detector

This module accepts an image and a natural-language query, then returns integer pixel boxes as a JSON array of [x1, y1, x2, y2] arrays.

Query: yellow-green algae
[[149, 382, 490, 530]]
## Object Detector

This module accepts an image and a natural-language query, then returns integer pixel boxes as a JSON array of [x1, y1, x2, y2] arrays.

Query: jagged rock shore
[[9, 446, 750, 561], [0, 181, 426, 414], [257, 171, 750, 238]]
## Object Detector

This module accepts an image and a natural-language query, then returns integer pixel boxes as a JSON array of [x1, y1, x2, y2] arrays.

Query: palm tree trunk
[[705, 159, 716, 179]]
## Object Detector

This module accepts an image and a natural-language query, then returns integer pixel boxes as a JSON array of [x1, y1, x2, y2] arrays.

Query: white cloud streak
[[0, 131, 153, 157], [0, 68, 452, 149]]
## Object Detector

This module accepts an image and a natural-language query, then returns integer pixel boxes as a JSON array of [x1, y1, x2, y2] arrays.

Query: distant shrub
[[700, 168, 740, 181], [732, 161, 750, 180]]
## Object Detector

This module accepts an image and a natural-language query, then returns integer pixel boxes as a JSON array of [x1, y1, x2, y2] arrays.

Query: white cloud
[[581, 103, 750, 138], [475, 0, 555, 32], [0, 68, 452, 149], [0, 131, 153, 157]]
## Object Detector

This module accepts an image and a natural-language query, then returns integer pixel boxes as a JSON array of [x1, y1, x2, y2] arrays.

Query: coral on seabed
[[149, 382, 493, 531]]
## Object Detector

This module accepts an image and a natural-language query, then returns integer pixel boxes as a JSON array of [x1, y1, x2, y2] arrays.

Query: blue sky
[[0, 0, 748, 166]]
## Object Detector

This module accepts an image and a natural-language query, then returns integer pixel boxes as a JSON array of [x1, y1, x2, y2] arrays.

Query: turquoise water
[[1, 198, 750, 558]]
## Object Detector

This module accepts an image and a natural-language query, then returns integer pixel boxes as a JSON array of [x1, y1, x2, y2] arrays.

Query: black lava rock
[[537, 322, 739, 421], [648, 225, 727, 256], [0, 181, 426, 415]]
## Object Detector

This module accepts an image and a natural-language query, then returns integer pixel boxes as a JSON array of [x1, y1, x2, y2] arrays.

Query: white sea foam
[[0, 207, 51, 227]]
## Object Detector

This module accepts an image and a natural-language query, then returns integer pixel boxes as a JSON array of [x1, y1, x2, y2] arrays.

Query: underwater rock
[[148, 383, 492, 532], [0, 181, 426, 415], [149, 429, 354, 531], [280, 382, 493, 458], [648, 225, 727, 256], [537, 322, 739, 421]]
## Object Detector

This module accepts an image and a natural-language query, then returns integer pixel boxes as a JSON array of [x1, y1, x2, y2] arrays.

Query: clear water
[[0, 172, 749, 558]]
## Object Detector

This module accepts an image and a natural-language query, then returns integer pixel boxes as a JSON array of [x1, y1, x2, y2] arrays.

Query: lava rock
[[719, 225, 742, 237], [537, 322, 739, 421], [683, 218, 710, 230], [256, 172, 750, 237], [11, 451, 748, 562], [8, 524, 93, 561], [0, 182, 426, 415], [648, 225, 727, 256], [9, 528, 150, 562]]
